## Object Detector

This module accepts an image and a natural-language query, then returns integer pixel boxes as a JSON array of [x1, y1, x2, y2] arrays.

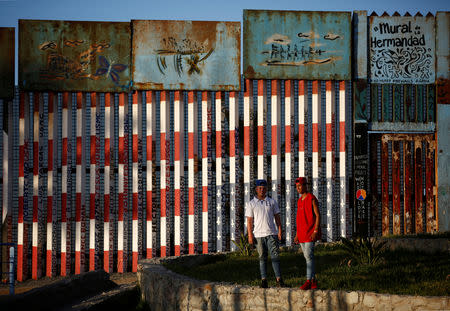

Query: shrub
[[340, 237, 387, 266], [231, 233, 254, 257]]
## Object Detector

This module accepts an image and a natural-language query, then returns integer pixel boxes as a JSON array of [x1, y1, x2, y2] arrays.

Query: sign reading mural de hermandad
[[243, 10, 351, 80], [132, 20, 241, 91], [19, 20, 131, 92], [369, 16, 435, 84]]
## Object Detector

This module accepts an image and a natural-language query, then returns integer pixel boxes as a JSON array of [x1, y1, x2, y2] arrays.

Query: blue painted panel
[[243, 10, 351, 80], [132, 20, 241, 91], [19, 20, 131, 92]]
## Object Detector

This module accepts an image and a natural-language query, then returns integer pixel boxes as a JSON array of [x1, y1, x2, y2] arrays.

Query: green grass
[[164, 244, 450, 296]]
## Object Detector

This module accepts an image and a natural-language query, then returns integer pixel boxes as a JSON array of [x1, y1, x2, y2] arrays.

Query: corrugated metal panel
[[132, 20, 240, 91], [0, 28, 15, 99], [243, 10, 351, 80], [19, 20, 131, 92], [369, 15, 435, 84]]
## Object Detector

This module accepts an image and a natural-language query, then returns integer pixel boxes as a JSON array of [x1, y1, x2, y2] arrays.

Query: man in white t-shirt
[[246, 179, 284, 288]]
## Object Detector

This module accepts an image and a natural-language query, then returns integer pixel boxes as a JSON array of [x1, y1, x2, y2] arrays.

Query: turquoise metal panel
[[0, 28, 15, 99], [132, 20, 240, 91], [19, 20, 131, 92], [243, 10, 351, 80]]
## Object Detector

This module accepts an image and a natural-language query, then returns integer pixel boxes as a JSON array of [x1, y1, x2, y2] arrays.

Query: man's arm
[[247, 217, 255, 244], [311, 198, 321, 241], [274, 213, 282, 241]]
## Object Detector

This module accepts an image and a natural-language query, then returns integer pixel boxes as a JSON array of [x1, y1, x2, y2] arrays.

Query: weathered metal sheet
[[353, 11, 368, 80], [381, 138, 389, 236], [132, 20, 240, 91], [393, 85, 402, 122], [354, 122, 369, 236], [243, 10, 351, 80], [369, 15, 435, 84], [414, 140, 424, 233], [403, 140, 413, 234], [19, 20, 131, 92], [392, 141, 401, 235], [436, 12, 449, 80], [437, 104, 450, 231], [382, 84, 391, 122], [416, 85, 424, 122], [354, 80, 368, 121], [427, 84, 435, 122], [371, 84, 379, 122], [425, 140, 436, 232], [0, 28, 15, 99]]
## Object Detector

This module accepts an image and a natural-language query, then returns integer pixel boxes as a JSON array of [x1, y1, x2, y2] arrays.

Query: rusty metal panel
[[243, 10, 351, 80], [414, 140, 424, 233], [0, 28, 15, 99], [392, 141, 401, 235], [425, 140, 436, 232], [19, 20, 131, 92], [381, 137, 389, 236], [132, 20, 240, 91], [369, 15, 435, 84], [404, 140, 413, 234]]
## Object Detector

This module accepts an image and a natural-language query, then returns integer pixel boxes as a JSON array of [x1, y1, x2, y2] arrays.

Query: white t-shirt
[[245, 196, 280, 238]]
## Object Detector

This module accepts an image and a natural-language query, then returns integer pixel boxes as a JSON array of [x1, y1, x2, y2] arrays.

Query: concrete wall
[[138, 253, 449, 311]]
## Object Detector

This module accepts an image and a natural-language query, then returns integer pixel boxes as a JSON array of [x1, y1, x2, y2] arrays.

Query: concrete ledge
[[138, 252, 449, 311]]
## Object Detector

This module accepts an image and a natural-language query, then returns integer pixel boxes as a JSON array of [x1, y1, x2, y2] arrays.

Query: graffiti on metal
[[243, 10, 351, 80], [0, 28, 15, 99], [19, 20, 131, 92], [369, 15, 435, 84], [132, 20, 240, 91]]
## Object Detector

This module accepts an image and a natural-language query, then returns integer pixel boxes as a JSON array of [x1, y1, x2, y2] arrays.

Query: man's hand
[[311, 231, 319, 241], [248, 233, 255, 245], [294, 235, 299, 244], [278, 231, 282, 242]]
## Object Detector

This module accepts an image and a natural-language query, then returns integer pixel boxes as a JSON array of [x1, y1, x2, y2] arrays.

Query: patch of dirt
[[0, 272, 137, 296]]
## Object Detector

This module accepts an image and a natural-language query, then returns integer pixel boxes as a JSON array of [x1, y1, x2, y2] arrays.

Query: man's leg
[[255, 237, 268, 280], [267, 235, 281, 279], [300, 242, 315, 280]]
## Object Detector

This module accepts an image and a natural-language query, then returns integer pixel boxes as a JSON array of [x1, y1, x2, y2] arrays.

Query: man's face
[[255, 185, 267, 198], [296, 182, 306, 194]]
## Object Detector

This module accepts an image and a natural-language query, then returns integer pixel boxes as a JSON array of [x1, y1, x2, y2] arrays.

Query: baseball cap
[[295, 177, 307, 185], [255, 179, 268, 187]]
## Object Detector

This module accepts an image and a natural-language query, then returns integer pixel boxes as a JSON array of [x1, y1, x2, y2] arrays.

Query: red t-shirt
[[296, 193, 318, 243]]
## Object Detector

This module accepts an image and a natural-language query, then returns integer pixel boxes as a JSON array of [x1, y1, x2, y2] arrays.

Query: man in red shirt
[[294, 177, 320, 290]]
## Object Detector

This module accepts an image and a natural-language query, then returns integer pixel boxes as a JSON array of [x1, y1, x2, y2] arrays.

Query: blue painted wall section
[[132, 20, 240, 91], [19, 20, 131, 92], [243, 10, 351, 80]]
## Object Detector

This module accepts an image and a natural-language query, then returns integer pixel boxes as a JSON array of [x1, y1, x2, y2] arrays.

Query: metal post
[[9, 246, 14, 295]]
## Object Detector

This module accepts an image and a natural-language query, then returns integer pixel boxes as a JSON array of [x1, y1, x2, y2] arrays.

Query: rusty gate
[[353, 11, 443, 237]]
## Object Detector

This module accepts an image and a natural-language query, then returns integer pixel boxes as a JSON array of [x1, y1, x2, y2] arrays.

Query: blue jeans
[[300, 242, 315, 280], [255, 235, 281, 279]]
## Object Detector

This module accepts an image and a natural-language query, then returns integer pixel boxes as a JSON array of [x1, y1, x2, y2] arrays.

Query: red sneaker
[[310, 279, 318, 289], [300, 280, 311, 290]]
